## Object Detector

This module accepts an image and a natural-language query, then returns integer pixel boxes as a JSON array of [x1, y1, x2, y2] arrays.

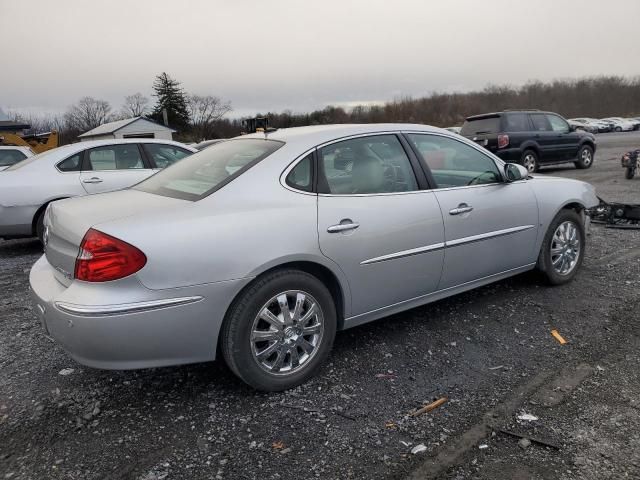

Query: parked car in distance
[[626, 118, 640, 131], [568, 119, 599, 134], [193, 139, 226, 151], [0, 139, 196, 242], [460, 110, 597, 173], [0, 146, 33, 171], [602, 117, 635, 132], [30, 124, 599, 391]]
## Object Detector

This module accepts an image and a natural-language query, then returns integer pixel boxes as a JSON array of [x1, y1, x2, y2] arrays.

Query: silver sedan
[[29, 124, 599, 391], [0, 139, 196, 242]]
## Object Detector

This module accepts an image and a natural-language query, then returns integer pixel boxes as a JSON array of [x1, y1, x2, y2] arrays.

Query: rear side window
[[460, 116, 501, 135], [0, 149, 27, 167], [503, 113, 530, 132], [286, 153, 313, 192], [143, 144, 193, 168], [318, 135, 418, 194], [134, 138, 284, 201], [530, 114, 552, 132], [57, 153, 82, 172]]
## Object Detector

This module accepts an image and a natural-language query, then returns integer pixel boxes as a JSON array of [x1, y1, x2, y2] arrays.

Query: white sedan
[[0, 139, 196, 242], [602, 117, 635, 132], [0, 146, 34, 171]]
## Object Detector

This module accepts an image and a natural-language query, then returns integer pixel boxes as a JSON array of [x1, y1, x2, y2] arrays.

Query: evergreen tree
[[151, 72, 190, 130]]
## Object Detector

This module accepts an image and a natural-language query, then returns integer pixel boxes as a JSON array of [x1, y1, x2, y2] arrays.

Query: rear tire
[[615, 126, 622, 132], [520, 149, 539, 173], [537, 210, 585, 286], [626, 167, 636, 179], [220, 269, 337, 391], [574, 145, 594, 169]]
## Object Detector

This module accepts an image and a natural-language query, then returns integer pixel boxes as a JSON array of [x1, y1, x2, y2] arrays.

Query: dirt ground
[[1, 132, 640, 480]]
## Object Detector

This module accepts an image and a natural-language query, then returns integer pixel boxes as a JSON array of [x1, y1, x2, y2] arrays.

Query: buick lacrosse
[[30, 124, 599, 391]]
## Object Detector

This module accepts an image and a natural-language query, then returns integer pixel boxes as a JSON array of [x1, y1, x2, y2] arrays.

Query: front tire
[[220, 269, 337, 391], [626, 167, 636, 179], [520, 149, 539, 173], [537, 210, 585, 285], [574, 145, 594, 169]]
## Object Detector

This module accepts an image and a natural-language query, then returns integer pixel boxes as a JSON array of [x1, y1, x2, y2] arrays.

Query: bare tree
[[64, 97, 112, 132], [122, 93, 150, 117], [187, 94, 232, 140]]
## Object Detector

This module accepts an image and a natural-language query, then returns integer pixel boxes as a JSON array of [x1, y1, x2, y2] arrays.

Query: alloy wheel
[[550, 221, 581, 275], [523, 154, 536, 173], [250, 290, 324, 375], [580, 148, 592, 166]]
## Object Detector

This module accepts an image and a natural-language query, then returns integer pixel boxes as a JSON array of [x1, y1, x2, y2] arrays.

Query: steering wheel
[[467, 171, 497, 186]]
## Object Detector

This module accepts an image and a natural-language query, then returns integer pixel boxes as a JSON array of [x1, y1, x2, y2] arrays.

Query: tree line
[[9, 75, 640, 144]]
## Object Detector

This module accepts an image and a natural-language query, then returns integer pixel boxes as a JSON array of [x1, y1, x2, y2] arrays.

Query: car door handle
[[449, 204, 473, 215], [327, 221, 360, 233], [83, 177, 103, 184]]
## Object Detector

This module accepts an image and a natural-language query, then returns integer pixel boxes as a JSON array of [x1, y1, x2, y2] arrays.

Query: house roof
[[0, 120, 31, 131], [78, 117, 176, 137]]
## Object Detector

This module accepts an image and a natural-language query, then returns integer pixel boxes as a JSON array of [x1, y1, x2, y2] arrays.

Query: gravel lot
[[2, 132, 640, 480]]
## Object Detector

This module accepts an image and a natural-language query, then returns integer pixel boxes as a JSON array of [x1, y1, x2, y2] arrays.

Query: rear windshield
[[134, 138, 284, 201], [460, 116, 501, 136]]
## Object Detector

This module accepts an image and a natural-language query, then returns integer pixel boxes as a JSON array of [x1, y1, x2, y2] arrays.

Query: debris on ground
[[517, 412, 539, 422], [411, 444, 427, 455], [58, 368, 75, 376], [551, 329, 567, 344], [410, 397, 448, 417]]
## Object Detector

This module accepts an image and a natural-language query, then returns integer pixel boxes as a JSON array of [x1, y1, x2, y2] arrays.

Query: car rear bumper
[[494, 148, 523, 162], [29, 255, 250, 370]]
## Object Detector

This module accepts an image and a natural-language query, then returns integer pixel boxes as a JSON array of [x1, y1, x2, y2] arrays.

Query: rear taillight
[[74, 228, 146, 282], [497, 133, 509, 149]]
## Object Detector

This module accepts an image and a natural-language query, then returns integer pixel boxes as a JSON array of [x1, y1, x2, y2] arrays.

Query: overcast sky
[[2, 0, 639, 118]]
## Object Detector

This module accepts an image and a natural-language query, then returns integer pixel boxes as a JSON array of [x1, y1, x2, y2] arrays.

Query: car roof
[[238, 123, 443, 150], [465, 110, 553, 121]]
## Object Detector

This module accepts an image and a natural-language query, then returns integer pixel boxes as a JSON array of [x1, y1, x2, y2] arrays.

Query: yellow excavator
[[0, 130, 59, 154]]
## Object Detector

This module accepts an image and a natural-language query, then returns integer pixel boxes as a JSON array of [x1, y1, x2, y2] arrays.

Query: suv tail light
[[75, 228, 146, 282], [497, 133, 509, 149]]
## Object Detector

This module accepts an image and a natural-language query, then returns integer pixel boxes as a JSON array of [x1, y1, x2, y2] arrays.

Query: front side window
[[546, 114, 570, 133], [87, 145, 144, 171], [530, 114, 552, 132], [318, 135, 418, 194], [143, 143, 193, 168], [408, 134, 501, 188], [134, 138, 284, 201], [0, 149, 27, 167]]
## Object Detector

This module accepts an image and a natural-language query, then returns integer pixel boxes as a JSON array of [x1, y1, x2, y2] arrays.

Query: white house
[[78, 117, 176, 142]]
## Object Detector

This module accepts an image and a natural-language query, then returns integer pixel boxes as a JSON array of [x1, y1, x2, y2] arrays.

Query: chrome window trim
[[55, 296, 203, 316]]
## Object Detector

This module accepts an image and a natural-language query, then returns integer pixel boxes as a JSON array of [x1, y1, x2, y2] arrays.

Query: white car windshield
[[134, 138, 284, 201]]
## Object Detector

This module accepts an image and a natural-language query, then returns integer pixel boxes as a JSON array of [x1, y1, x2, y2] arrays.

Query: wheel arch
[[31, 197, 69, 236], [231, 258, 351, 331]]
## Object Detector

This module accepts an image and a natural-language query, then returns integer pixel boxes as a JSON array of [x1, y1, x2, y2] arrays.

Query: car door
[[80, 144, 155, 194], [528, 113, 558, 161], [316, 134, 445, 317], [142, 143, 194, 172], [405, 133, 539, 290], [546, 114, 581, 160]]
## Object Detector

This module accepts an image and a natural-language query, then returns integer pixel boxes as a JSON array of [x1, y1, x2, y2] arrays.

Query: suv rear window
[[134, 138, 284, 201], [460, 116, 501, 136]]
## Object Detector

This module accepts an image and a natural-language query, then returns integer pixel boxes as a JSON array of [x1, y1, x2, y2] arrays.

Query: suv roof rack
[[502, 109, 541, 112]]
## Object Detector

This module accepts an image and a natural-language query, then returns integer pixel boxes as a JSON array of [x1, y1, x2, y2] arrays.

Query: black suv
[[460, 110, 596, 172]]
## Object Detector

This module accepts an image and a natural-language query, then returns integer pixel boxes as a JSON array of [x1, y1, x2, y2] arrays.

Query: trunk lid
[[45, 190, 189, 286]]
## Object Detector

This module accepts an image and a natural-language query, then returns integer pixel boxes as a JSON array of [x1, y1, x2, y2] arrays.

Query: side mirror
[[504, 163, 528, 182]]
